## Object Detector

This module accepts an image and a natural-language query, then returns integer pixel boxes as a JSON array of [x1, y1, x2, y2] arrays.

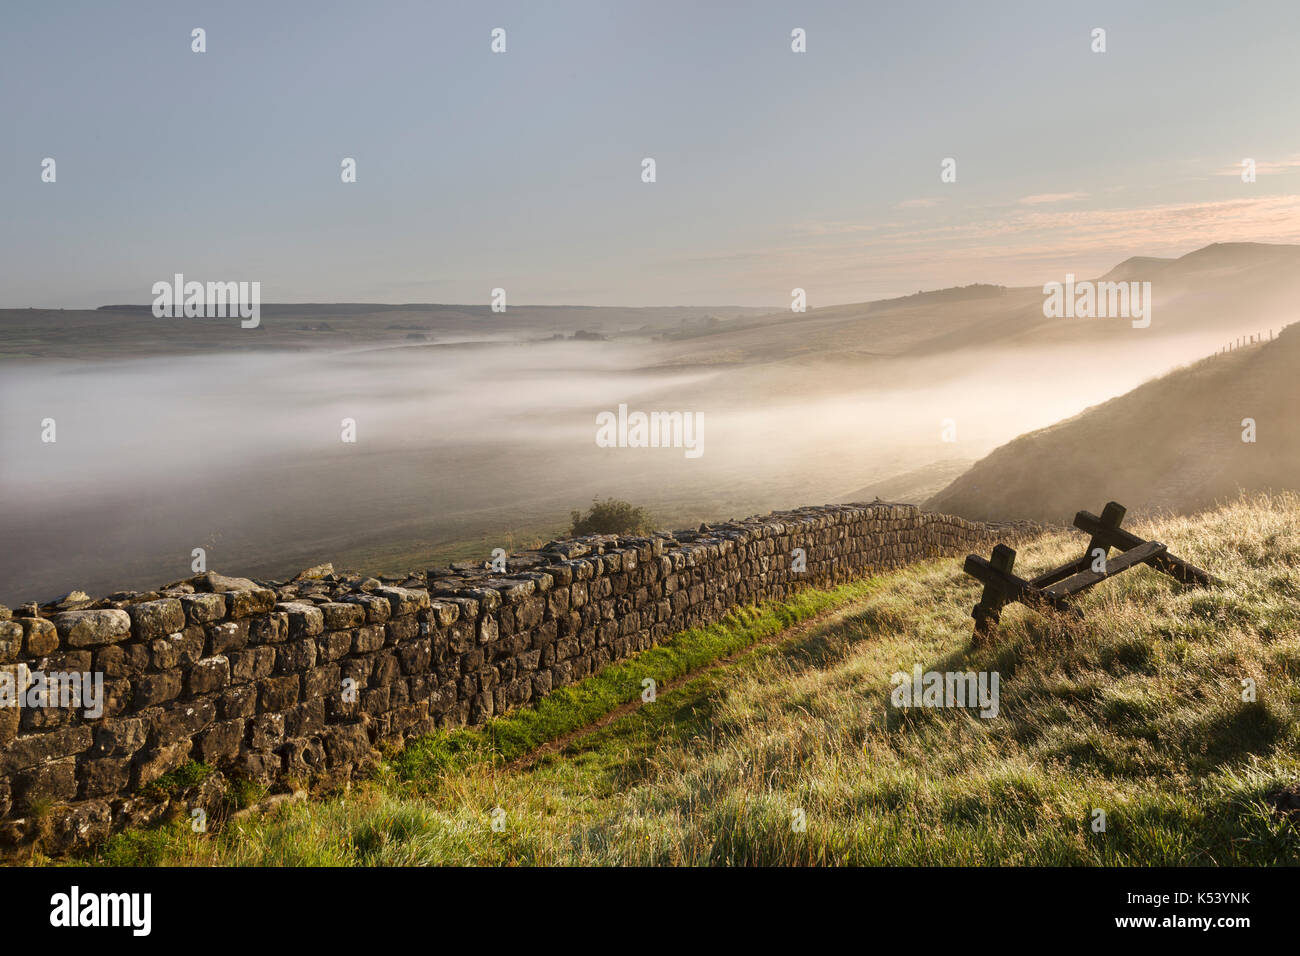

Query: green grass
[[391, 577, 881, 784], [141, 761, 214, 801], [73, 494, 1300, 866], [79, 576, 880, 865]]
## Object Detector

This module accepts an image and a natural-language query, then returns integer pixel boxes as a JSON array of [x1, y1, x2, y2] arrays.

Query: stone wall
[[0, 502, 1026, 854]]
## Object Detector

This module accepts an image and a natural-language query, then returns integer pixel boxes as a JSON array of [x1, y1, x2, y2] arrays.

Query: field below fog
[[3, 242, 1298, 605]]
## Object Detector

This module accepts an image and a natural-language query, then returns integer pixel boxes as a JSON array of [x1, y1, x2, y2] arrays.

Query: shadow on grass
[[540, 602, 892, 795]]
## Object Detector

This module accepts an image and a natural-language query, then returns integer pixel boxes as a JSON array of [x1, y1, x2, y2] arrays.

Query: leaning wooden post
[[1083, 501, 1126, 569], [971, 543, 1016, 645]]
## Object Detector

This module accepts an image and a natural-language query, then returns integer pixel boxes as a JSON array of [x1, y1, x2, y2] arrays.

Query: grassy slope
[[80, 495, 1300, 866], [926, 323, 1300, 524]]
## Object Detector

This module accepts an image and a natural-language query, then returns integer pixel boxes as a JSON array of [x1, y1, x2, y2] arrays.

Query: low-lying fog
[[0, 324, 1258, 604]]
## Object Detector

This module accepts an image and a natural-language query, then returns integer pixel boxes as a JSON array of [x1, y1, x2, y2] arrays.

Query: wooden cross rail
[[963, 501, 1220, 641]]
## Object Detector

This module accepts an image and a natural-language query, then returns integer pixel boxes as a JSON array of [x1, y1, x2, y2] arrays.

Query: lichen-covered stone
[[50, 609, 131, 648], [276, 602, 324, 639], [127, 599, 184, 640], [320, 602, 365, 630], [179, 592, 227, 625], [19, 618, 58, 657], [225, 587, 276, 619]]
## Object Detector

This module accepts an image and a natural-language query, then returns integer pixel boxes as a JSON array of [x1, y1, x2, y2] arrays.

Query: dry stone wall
[[0, 502, 1027, 854]]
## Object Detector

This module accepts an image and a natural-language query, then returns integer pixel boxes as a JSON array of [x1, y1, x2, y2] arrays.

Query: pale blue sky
[[3, 0, 1299, 308]]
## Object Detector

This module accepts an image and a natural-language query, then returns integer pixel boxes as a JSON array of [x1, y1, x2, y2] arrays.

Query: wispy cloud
[[669, 195, 1300, 304], [1018, 192, 1089, 205], [1217, 154, 1300, 177], [896, 198, 941, 209]]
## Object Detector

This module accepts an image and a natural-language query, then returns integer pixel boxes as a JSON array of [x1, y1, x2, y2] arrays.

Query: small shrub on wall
[[570, 498, 654, 536]]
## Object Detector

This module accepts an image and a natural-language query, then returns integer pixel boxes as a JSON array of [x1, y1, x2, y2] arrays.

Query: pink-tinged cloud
[[671, 195, 1300, 304], [1018, 192, 1089, 205], [1217, 154, 1300, 177]]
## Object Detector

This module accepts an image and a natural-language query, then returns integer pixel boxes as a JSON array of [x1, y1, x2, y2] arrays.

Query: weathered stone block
[[352, 625, 385, 654], [321, 723, 373, 768], [249, 713, 285, 749], [19, 618, 59, 657], [180, 592, 227, 625], [396, 637, 431, 675], [220, 683, 257, 720], [428, 600, 459, 627], [225, 587, 276, 619], [94, 642, 149, 680], [128, 599, 184, 640], [249, 612, 289, 644], [51, 609, 131, 648], [284, 699, 325, 738], [386, 615, 418, 643], [80, 757, 133, 798], [259, 674, 299, 712], [339, 657, 373, 688], [196, 718, 245, 764], [276, 602, 324, 639], [371, 652, 401, 687], [316, 629, 353, 661], [341, 593, 391, 623], [0, 621, 22, 663], [133, 740, 193, 788], [0, 725, 93, 772], [93, 716, 148, 757], [187, 655, 230, 695], [232, 747, 280, 785], [275, 638, 317, 673], [301, 663, 341, 701], [320, 602, 365, 630], [206, 619, 250, 655], [14, 758, 78, 810], [132, 670, 183, 709], [147, 698, 215, 747], [374, 587, 429, 617], [230, 646, 276, 683], [447, 622, 475, 654], [280, 736, 327, 777]]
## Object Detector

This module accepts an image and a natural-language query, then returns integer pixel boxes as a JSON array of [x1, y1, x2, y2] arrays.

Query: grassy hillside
[[67, 495, 1300, 866], [925, 322, 1300, 524]]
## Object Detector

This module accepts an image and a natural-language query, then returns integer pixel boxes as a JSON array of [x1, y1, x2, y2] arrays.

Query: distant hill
[[840, 458, 976, 505], [1096, 255, 1177, 283], [10, 242, 1300, 365], [646, 242, 1300, 371], [924, 322, 1300, 523], [0, 303, 772, 360]]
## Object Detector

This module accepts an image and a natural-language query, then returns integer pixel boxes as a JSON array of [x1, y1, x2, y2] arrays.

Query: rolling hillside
[[647, 242, 1300, 373], [8, 243, 1300, 368], [924, 322, 1300, 524]]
